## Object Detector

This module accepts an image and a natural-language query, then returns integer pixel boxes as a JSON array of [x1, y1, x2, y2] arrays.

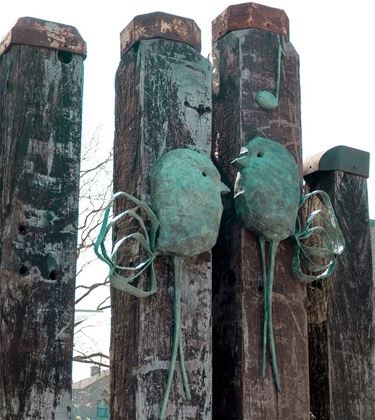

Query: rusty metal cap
[[0, 17, 87, 58], [212, 2, 289, 43], [303, 146, 370, 178], [120, 11, 201, 57]]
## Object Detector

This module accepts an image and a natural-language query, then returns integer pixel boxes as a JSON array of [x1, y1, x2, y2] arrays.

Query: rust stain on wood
[[212, 2, 289, 43], [0, 16, 87, 58], [120, 11, 201, 57]]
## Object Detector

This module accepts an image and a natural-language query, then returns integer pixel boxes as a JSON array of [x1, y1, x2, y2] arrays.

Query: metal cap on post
[[212, 2, 289, 43], [303, 145, 370, 178], [0, 16, 87, 58], [120, 11, 201, 57]]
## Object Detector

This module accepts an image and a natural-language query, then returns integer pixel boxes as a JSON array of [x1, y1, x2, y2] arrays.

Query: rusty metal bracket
[[0, 17, 87, 58], [120, 11, 201, 57]]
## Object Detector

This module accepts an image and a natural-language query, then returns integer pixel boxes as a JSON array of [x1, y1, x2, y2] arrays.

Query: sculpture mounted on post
[[232, 136, 345, 391], [95, 148, 229, 419]]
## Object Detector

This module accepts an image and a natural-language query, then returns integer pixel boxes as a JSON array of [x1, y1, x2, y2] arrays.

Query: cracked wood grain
[[112, 37, 212, 420], [212, 27, 309, 420], [0, 44, 83, 419], [305, 171, 375, 420]]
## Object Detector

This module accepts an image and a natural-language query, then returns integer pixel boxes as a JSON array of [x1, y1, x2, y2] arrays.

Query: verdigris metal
[[255, 35, 284, 110], [303, 145, 370, 178], [151, 148, 229, 256], [95, 148, 228, 419], [232, 136, 345, 392], [233, 136, 300, 241]]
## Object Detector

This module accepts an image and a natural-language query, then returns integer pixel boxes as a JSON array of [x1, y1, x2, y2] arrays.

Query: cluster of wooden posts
[[0, 3, 373, 419]]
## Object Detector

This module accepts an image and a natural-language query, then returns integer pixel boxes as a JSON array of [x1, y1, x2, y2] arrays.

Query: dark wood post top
[[212, 2, 289, 43], [120, 11, 201, 56], [0, 16, 86, 58]]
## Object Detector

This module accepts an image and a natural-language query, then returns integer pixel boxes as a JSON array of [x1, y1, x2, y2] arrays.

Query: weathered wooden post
[[212, 3, 310, 419], [112, 12, 212, 419], [0, 18, 85, 418], [304, 146, 375, 419]]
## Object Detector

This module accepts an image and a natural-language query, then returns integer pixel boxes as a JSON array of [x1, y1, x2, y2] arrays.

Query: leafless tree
[[73, 129, 113, 369]]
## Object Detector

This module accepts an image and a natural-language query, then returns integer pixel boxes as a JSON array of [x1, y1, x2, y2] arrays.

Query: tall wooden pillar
[[0, 18, 85, 419], [112, 12, 212, 419], [212, 3, 309, 419], [304, 146, 375, 420]]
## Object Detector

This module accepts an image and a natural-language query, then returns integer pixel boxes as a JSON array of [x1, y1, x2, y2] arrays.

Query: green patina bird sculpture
[[232, 136, 345, 391], [95, 148, 229, 419]]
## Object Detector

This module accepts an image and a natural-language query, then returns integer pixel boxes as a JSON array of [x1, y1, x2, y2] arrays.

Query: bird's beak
[[231, 157, 247, 169]]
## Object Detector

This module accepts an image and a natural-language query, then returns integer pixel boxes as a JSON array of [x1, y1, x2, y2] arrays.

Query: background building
[[72, 367, 110, 420]]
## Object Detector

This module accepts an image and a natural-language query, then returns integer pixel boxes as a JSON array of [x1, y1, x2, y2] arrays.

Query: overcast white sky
[[1, 0, 374, 381]]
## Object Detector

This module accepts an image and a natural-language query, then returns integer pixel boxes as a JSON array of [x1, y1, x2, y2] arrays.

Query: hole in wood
[[58, 50, 73, 64], [49, 270, 59, 280], [228, 270, 236, 287], [257, 151, 264, 158], [202, 171, 207, 177], [19, 265, 29, 276], [18, 225, 27, 235]]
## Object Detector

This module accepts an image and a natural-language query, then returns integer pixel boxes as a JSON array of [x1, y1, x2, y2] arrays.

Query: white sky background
[[1, 0, 374, 381]]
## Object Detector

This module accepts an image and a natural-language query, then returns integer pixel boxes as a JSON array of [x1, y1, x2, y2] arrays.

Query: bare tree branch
[[73, 351, 110, 368], [74, 129, 113, 370], [80, 151, 113, 179], [97, 296, 111, 311], [75, 277, 109, 305]]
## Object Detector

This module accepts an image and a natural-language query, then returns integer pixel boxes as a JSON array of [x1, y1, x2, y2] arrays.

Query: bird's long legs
[[259, 238, 281, 392], [159, 256, 190, 420], [259, 238, 268, 378]]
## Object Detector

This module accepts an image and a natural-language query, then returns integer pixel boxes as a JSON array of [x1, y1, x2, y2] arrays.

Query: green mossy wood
[[112, 13, 213, 420], [0, 18, 84, 419], [212, 3, 309, 419]]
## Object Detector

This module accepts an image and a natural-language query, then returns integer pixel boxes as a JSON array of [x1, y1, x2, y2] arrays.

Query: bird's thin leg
[[259, 237, 268, 378], [159, 256, 184, 419], [178, 326, 191, 399], [267, 240, 281, 392]]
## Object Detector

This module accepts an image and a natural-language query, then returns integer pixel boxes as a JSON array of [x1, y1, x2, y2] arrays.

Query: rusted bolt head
[[0, 17, 86, 58], [120, 11, 201, 57], [212, 2, 289, 43]]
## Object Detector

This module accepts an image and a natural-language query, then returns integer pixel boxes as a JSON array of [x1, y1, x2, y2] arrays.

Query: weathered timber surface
[[212, 24, 309, 420], [0, 43, 84, 418], [112, 37, 212, 419], [0, 17, 87, 57], [305, 171, 375, 420], [212, 2, 289, 44], [120, 11, 201, 56]]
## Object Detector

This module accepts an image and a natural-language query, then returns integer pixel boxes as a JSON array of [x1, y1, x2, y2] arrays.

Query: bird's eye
[[257, 151, 264, 158]]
